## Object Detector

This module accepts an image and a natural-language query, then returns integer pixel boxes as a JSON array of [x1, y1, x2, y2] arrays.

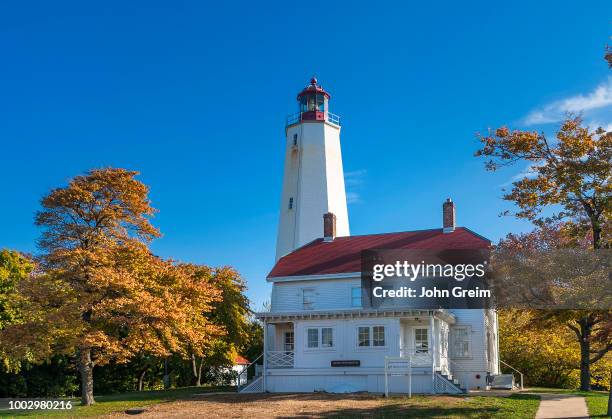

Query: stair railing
[[236, 353, 263, 393], [500, 360, 524, 390]]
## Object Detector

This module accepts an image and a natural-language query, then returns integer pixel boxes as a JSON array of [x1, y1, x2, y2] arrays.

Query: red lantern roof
[[297, 77, 331, 100]]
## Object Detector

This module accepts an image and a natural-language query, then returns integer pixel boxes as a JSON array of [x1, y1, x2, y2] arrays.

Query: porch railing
[[266, 351, 294, 368], [285, 111, 341, 127], [236, 353, 263, 393], [500, 359, 524, 390], [400, 347, 433, 367]]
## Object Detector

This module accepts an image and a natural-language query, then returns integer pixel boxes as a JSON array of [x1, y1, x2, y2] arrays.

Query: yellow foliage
[[499, 309, 611, 390]]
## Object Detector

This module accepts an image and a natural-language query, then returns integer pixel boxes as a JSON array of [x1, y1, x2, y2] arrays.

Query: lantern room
[[286, 78, 340, 126]]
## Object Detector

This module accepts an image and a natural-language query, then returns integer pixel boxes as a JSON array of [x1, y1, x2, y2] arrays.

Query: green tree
[[188, 265, 250, 386], [0, 249, 34, 330], [0, 249, 34, 371]]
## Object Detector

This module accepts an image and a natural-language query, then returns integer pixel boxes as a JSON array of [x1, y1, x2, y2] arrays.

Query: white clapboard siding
[[271, 278, 361, 312], [266, 372, 433, 394], [292, 318, 401, 369], [447, 308, 489, 389]]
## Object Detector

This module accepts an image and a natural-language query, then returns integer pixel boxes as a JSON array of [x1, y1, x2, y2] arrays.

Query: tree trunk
[[163, 358, 170, 390], [138, 370, 147, 391], [191, 353, 202, 387], [197, 361, 204, 387], [579, 318, 591, 391], [77, 348, 95, 406]]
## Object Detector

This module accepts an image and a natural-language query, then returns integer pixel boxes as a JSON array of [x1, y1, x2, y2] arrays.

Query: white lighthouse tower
[[275, 78, 350, 260]]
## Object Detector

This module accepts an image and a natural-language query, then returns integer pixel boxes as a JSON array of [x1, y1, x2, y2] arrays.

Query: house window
[[284, 331, 294, 352], [358, 326, 386, 348], [415, 328, 429, 353], [288, 197, 294, 210], [307, 328, 318, 348], [306, 327, 334, 349], [351, 287, 361, 307], [302, 289, 314, 310], [451, 327, 471, 358], [358, 327, 370, 347], [322, 328, 333, 348], [373, 326, 385, 347]]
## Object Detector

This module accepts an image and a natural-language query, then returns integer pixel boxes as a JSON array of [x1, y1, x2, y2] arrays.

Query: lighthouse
[[275, 78, 350, 260]]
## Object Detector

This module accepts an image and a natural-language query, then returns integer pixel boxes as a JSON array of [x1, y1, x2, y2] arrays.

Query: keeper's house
[[243, 78, 501, 394]]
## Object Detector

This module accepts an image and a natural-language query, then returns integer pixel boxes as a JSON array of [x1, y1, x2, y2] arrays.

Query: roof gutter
[[266, 271, 361, 283]]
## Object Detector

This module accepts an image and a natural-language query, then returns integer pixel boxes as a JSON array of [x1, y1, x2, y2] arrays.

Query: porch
[[258, 309, 455, 372]]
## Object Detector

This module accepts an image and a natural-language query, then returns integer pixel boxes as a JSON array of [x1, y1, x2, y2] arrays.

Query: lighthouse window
[[307, 96, 316, 111], [288, 197, 294, 210], [316, 94, 325, 112], [293, 134, 298, 145]]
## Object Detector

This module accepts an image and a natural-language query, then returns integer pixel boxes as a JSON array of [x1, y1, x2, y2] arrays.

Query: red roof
[[233, 355, 249, 365], [268, 227, 490, 278]]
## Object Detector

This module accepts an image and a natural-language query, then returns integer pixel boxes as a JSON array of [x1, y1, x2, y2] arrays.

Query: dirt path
[[105, 393, 463, 418]]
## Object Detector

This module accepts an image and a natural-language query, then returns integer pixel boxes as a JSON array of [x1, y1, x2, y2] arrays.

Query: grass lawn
[[0, 386, 232, 418], [529, 387, 610, 418], [378, 393, 540, 419]]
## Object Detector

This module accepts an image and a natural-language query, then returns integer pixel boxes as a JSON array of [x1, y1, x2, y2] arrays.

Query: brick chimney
[[323, 212, 337, 241], [443, 198, 455, 233]]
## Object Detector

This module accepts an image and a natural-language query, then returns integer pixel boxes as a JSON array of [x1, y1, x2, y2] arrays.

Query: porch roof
[[256, 308, 455, 324]]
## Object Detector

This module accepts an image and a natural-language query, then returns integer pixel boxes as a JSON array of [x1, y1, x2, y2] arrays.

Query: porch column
[[429, 315, 436, 368], [494, 310, 501, 375], [262, 320, 267, 392]]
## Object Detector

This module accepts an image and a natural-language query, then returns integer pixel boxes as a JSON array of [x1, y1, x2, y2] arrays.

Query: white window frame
[[356, 325, 387, 349], [351, 287, 362, 307], [306, 328, 318, 348], [450, 325, 472, 359], [304, 326, 335, 351], [284, 331, 294, 352], [414, 327, 429, 353], [302, 288, 315, 310]]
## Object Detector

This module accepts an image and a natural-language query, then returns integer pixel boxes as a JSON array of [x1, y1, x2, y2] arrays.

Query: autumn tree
[[477, 118, 611, 391], [0, 168, 223, 405], [499, 309, 611, 390], [494, 226, 611, 390]]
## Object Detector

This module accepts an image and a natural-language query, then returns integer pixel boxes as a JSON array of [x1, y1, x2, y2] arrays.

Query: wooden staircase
[[433, 371, 466, 394], [239, 376, 264, 393]]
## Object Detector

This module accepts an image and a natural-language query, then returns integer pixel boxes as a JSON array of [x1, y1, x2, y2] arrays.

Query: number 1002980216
[[9, 400, 73, 410]]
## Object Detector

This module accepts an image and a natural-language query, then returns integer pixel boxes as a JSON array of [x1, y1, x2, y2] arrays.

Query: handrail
[[500, 359, 524, 390], [285, 111, 341, 127], [236, 353, 263, 392]]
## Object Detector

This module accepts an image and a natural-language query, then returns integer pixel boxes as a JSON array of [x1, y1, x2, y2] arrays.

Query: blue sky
[[1, 1, 611, 309]]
